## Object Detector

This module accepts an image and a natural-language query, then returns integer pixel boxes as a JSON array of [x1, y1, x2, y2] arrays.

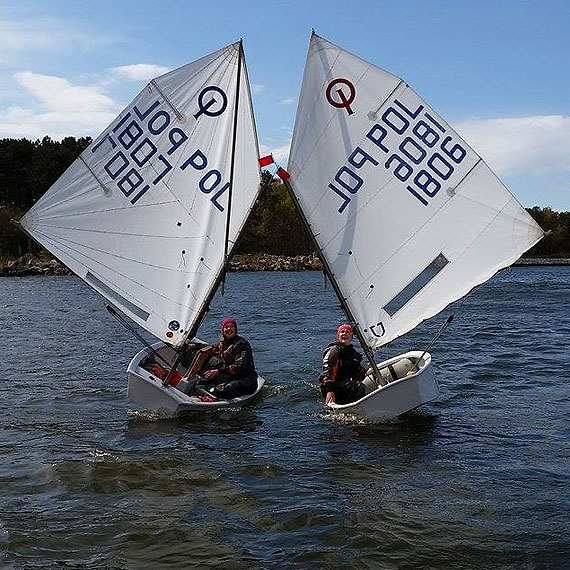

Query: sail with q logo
[[284, 32, 544, 420], [15, 41, 266, 414]]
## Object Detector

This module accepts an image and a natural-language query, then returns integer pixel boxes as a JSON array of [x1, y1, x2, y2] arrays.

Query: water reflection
[[125, 407, 264, 437]]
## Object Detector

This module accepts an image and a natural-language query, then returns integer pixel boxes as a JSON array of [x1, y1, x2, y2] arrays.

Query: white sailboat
[[16, 41, 265, 414], [284, 32, 544, 421]]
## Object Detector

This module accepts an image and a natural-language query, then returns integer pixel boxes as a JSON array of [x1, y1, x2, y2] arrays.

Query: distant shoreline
[[512, 257, 570, 266], [1, 253, 569, 276]]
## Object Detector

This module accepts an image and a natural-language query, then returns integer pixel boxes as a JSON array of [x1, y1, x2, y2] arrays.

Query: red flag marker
[[276, 167, 290, 181], [259, 155, 274, 167]]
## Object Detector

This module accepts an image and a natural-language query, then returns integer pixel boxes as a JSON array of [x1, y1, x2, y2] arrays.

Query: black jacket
[[320, 341, 365, 394], [215, 334, 257, 382]]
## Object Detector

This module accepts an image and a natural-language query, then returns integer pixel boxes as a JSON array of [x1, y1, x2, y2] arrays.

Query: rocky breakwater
[[0, 253, 324, 276], [4, 254, 569, 276], [514, 257, 570, 265], [0, 256, 71, 276], [229, 253, 322, 271]]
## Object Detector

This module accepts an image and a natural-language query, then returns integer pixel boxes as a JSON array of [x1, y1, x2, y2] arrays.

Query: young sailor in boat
[[197, 317, 258, 400], [320, 324, 367, 405]]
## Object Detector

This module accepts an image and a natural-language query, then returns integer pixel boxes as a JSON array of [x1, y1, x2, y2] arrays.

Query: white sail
[[288, 33, 544, 349], [20, 42, 260, 346]]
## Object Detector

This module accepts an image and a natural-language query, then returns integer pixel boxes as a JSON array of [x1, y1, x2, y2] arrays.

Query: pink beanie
[[337, 323, 353, 336], [221, 317, 237, 332]]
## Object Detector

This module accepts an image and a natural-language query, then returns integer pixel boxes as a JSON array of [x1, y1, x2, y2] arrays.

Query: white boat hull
[[328, 351, 438, 421], [127, 341, 265, 414]]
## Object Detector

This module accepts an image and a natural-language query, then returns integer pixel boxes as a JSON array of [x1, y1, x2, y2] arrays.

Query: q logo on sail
[[194, 86, 228, 119], [326, 78, 356, 115]]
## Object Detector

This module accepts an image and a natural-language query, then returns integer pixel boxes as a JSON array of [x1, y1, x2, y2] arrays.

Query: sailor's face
[[337, 329, 353, 345], [222, 323, 237, 339]]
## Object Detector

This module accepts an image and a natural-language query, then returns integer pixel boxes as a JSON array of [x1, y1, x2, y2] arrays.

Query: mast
[[281, 177, 386, 386], [163, 40, 245, 385], [220, 39, 243, 296]]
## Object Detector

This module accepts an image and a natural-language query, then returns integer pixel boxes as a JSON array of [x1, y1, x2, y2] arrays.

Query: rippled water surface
[[1, 268, 569, 569]]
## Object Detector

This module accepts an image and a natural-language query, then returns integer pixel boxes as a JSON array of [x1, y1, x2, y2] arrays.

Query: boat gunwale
[[328, 350, 432, 410], [128, 341, 266, 409]]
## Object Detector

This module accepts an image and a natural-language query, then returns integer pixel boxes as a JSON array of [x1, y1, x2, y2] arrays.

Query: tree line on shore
[[0, 136, 568, 261]]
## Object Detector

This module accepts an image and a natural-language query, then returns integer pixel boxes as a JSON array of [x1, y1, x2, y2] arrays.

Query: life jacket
[[321, 341, 363, 385], [145, 360, 182, 386]]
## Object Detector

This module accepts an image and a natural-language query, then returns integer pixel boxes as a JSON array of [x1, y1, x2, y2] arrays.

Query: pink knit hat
[[337, 323, 353, 337], [221, 317, 237, 332]]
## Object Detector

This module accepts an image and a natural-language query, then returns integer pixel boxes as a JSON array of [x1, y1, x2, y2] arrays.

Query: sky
[[1, 0, 569, 211]]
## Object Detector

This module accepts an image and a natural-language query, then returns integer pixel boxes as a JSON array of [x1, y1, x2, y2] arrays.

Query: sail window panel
[[85, 272, 150, 321], [383, 254, 449, 317]]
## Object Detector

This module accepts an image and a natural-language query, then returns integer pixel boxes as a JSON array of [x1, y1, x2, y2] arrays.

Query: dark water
[[1, 268, 569, 569]]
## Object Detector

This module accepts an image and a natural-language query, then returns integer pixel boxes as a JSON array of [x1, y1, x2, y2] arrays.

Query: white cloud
[[260, 141, 291, 166], [0, 72, 121, 139], [109, 64, 170, 81], [455, 115, 570, 176], [279, 97, 295, 105], [251, 84, 265, 95], [0, 16, 117, 66]]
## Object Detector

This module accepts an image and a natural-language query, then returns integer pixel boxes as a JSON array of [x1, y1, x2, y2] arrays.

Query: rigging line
[[106, 305, 171, 368], [412, 262, 492, 372], [410, 314, 454, 373], [240, 50, 261, 158]]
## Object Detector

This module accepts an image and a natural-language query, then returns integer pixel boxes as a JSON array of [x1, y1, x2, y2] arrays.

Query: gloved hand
[[204, 369, 220, 380]]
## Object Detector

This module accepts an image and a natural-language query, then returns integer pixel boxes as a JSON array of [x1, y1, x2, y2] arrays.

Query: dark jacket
[[215, 334, 258, 383], [320, 341, 366, 397]]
